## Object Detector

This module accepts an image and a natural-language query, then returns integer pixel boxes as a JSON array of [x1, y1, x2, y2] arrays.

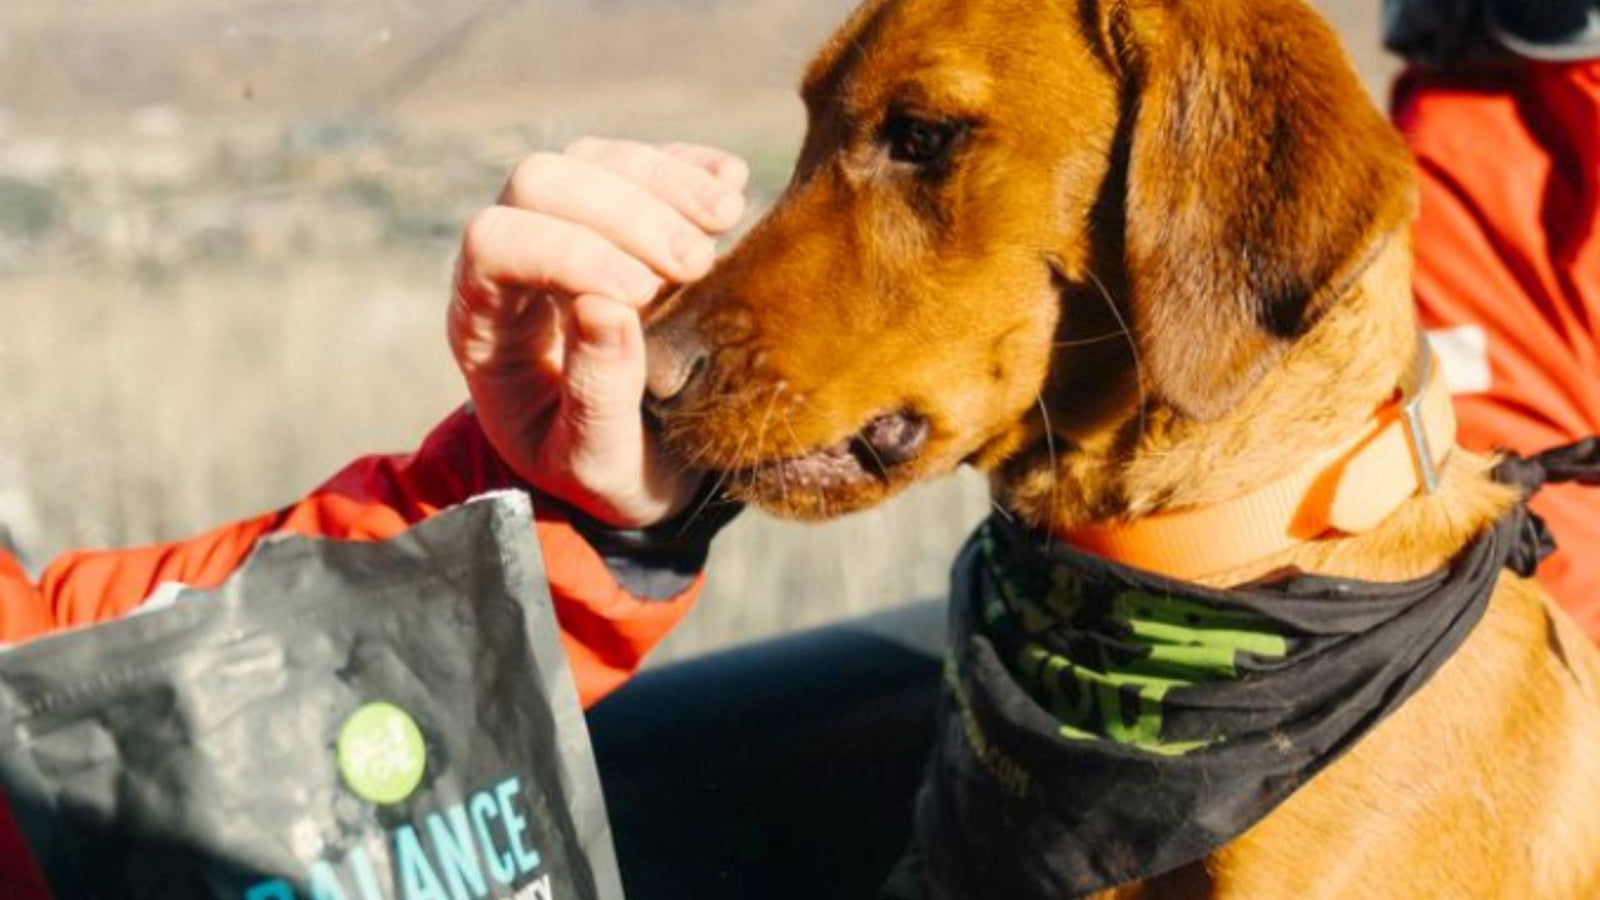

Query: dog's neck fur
[[996, 235, 1520, 588]]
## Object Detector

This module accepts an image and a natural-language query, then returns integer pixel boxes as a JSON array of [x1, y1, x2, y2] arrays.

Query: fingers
[[459, 205, 664, 309], [662, 142, 752, 193], [563, 137, 748, 235], [468, 139, 751, 312], [499, 151, 717, 284]]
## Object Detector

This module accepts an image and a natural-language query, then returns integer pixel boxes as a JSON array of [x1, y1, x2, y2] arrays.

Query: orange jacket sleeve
[[1394, 61, 1600, 640], [0, 406, 702, 708]]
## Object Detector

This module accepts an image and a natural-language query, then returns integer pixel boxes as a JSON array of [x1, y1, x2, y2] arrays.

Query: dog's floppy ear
[[1111, 0, 1416, 420]]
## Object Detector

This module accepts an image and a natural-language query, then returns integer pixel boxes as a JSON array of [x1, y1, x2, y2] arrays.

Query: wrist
[[530, 478, 743, 600]]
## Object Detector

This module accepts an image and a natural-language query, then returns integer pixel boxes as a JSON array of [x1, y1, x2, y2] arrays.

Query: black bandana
[[889, 442, 1596, 899]]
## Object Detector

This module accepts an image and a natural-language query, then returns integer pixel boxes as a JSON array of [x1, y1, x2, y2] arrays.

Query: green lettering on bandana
[[338, 702, 428, 805], [1112, 592, 1290, 671], [981, 529, 1289, 756]]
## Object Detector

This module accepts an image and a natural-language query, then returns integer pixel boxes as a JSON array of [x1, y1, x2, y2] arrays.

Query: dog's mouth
[[725, 410, 930, 506]]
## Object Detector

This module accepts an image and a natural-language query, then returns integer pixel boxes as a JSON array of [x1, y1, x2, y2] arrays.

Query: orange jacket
[[0, 406, 701, 708], [1395, 60, 1600, 640]]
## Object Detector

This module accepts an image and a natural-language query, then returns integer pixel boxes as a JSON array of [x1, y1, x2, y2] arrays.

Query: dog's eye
[[884, 115, 964, 166]]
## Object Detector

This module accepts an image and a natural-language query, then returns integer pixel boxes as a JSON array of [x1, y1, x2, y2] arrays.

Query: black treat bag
[[0, 493, 623, 900]]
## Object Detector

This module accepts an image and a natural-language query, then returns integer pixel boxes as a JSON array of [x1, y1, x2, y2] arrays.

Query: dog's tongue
[[855, 413, 928, 469]]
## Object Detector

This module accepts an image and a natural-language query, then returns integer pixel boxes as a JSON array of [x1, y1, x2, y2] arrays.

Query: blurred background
[[0, 0, 1397, 662]]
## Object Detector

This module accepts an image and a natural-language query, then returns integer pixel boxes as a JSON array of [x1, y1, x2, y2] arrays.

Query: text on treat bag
[[243, 777, 545, 900]]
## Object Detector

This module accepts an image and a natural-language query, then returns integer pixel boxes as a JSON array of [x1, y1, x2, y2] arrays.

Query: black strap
[[1495, 437, 1600, 492], [1492, 439, 1600, 577]]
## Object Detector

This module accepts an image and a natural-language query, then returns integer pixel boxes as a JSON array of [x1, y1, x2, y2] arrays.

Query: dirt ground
[[0, 0, 1397, 661]]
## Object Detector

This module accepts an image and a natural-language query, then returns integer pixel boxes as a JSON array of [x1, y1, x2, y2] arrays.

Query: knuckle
[[576, 137, 638, 171], [613, 255, 662, 295], [641, 149, 679, 188], [604, 140, 656, 175], [581, 294, 635, 333], [721, 154, 751, 182], [508, 152, 561, 202], [600, 180, 651, 227], [563, 135, 607, 158], [563, 232, 615, 280], [461, 207, 505, 260], [661, 157, 716, 203]]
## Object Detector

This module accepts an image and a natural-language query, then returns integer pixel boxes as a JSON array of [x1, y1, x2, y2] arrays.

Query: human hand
[[449, 138, 749, 527]]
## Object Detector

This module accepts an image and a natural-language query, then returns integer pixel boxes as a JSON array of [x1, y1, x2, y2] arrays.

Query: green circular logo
[[337, 702, 427, 805]]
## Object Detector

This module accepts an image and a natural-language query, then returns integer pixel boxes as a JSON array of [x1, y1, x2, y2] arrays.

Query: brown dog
[[644, 0, 1600, 895]]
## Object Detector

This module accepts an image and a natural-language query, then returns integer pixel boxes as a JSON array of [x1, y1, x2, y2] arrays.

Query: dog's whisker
[[1052, 331, 1130, 349], [1084, 266, 1150, 446], [726, 394, 763, 481], [658, 415, 724, 483], [666, 437, 719, 483], [989, 499, 1016, 524], [778, 408, 806, 456], [856, 427, 891, 478], [752, 385, 779, 460], [768, 386, 796, 511], [678, 462, 731, 539], [677, 395, 765, 537], [777, 408, 808, 512], [652, 406, 717, 424], [753, 384, 785, 506], [1035, 393, 1061, 541]]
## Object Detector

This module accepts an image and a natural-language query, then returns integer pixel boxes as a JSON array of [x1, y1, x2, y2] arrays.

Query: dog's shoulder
[[1197, 572, 1600, 899]]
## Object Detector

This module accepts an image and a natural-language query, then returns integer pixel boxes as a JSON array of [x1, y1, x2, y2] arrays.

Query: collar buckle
[[1399, 337, 1443, 495]]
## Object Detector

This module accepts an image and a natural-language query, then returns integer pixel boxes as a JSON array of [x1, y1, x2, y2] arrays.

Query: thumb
[[560, 293, 647, 454], [553, 293, 657, 523], [555, 294, 704, 526]]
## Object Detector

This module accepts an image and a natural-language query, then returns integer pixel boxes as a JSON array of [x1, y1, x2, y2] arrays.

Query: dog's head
[[645, 0, 1416, 522]]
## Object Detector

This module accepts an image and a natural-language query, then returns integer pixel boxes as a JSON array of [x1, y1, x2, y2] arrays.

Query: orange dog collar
[[1057, 337, 1457, 581]]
